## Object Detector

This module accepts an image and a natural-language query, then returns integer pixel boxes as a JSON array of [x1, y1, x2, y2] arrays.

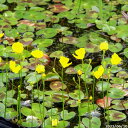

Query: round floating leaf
[[67, 99, 78, 107], [32, 103, 47, 119], [50, 81, 67, 91], [96, 81, 111, 91], [111, 100, 128, 110], [123, 48, 128, 58], [116, 25, 128, 41], [32, 39, 53, 48], [20, 38, 33, 46], [60, 110, 76, 120], [59, 37, 78, 44], [106, 110, 126, 121], [23, 11, 45, 21], [2, 108, 17, 119], [108, 88, 125, 99], [65, 67, 77, 74], [21, 107, 34, 117], [49, 4, 69, 13], [17, 24, 34, 33], [79, 102, 98, 116], [22, 119, 40, 128], [50, 51, 63, 58], [109, 43, 123, 52], [3, 98, 17, 107], [36, 28, 58, 38], [116, 71, 128, 78], [110, 65, 122, 73], [26, 72, 41, 84], [96, 96, 112, 108], [47, 108, 58, 116], [0, 4, 8, 11], [44, 72, 60, 81], [82, 117, 101, 128], [69, 90, 84, 100], [110, 77, 124, 84], [85, 43, 99, 53]]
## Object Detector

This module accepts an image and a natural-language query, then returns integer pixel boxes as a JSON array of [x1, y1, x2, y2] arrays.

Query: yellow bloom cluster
[[35, 64, 45, 73], [52, 119, 59, 127], [59, 56, 72, 68], [0, 33, 4, 38], [111, 53, 122, 65], [12, 42, 24, 54], [31, 50, 44, 58], [77, 70, 82, 75], [9, 61, 22, 74], [72, 48, 86, 59], [0, 57, 2, 63], [93, 65, 104, 79], [100, 42, 108, 51]]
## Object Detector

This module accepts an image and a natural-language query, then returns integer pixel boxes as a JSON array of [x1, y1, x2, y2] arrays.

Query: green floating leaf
[[116, 25, 128, 41], [85, 43, 99, 53], [23, 11, 45, 21], [123, 48, 128, 58], [96, 81, 110, 91], [82, 117, 101, 128], [32, 39, 53, 48], [60, 110, 76, 120], [50, 51, 63, 58], [116, 71, 128, 78], [22, 118, 40, 128], [36, 28, 58, 38], [108, 88, 125, 99], [109, 43, 123, 52], [44, 72, 60, 81], [17, 24, 34, 33], [79, 103, 97, 116], [65, 67, 77, 74], [59, 37, 78, 44], [0, 4, 8, 11], [26, 72, 41, 84], [21, 107, 34, 117], [106, 110, 126, 121], [111, 100, 128, 110], [69, 90, 84, 100], [50, 81, 67, 91], [47, 108, 58, 116], [0, 108, 17, 119], [3, 97, 17, 107]]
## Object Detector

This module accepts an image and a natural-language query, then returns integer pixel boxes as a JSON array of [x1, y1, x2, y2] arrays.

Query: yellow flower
[[42, 73, 46, 78], [89, 96, 93, 100], [77, 70, 82, 75], [9, 60, 22, 74], [36, 64, 45, 73], [12, 65, 22, 74], [0, 33, 4, 38], [100, 42, 108, 51], [0, 58, 1, 63], [52, 119, 58, 127], [111, 53, 122, 65], [12, 42, 24, 53], [72, 48, 86, 59], [9, 61, 16, 70], [31, 50, 44, 58], [59, 56, 72, 68], [93, 65, 104, 79]]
